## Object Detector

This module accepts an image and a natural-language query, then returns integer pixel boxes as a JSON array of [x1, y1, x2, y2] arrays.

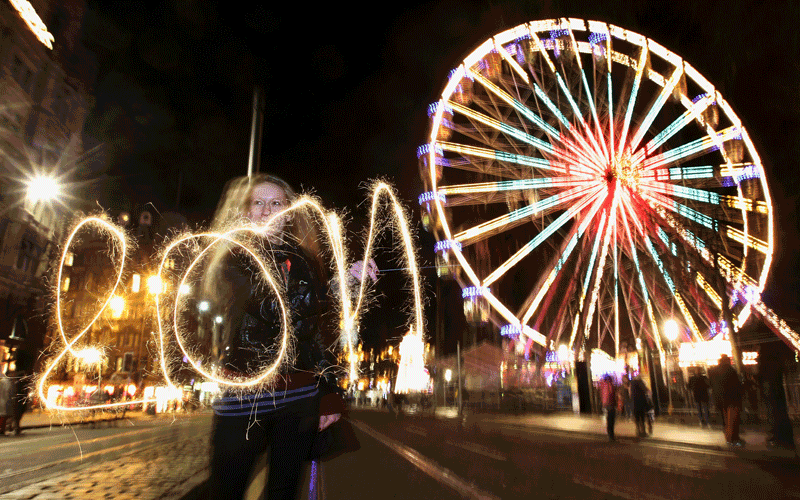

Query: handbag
[[307, 417, 361, 462]]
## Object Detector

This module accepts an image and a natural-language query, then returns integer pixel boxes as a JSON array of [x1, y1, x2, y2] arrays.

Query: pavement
[[1, 409, 210, 500], [453, 408, 800, 460]]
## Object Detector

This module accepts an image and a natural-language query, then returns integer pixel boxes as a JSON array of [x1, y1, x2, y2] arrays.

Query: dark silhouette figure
[[718, 355, 744, 446], [630, 377, 650, 437], [687, 370, 711, 426]]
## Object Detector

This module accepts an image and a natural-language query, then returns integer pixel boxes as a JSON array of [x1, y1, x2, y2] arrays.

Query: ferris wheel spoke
[[566, 26, 609, 160], [643, 191, 718, 232], [454, 182, 602, 245], [438, 177, 578, 197], [568, 210, 609, 350], [617, 42, 649, 157], [481, 184, 605, 287], [619, 205, 663, 352], [642, 125, 740, 171], [635, 94, 715, 161], [448, 101, 569, 162], [528, 26, 608, 164], [438, 141, 564, 174], [520, 192, 607, 324], [643, 235, 703, 341], [469, 70, 561, 139], [582, 208, 616, 342], [628, 66, 685, 153]]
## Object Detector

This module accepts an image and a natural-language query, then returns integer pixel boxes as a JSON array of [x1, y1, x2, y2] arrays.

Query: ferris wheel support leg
[[714, 251, 744, 374]]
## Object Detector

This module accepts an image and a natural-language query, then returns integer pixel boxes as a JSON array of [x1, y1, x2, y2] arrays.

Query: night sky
[[74, 1, 800, 345]]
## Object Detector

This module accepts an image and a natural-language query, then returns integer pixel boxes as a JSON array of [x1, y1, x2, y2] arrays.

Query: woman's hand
[[319, 413, 341, 431], [349, 259, 378, 282]]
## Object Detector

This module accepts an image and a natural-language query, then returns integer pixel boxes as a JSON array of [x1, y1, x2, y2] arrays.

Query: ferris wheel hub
[[609, 153, 640, 190]]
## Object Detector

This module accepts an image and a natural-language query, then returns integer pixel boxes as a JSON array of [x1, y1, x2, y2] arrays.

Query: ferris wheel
[[419, 18, 774, 357]]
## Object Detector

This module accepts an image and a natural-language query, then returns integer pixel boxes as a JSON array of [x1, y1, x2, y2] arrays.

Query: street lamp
[[147, 275, 164, 295], [26, 175, 61, 203], [664, 319, 679, 414], [109, 295, 125, 319], [444, 368, 452, 407]]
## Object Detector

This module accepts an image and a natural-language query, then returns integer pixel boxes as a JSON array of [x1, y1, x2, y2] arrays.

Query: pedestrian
[[718, 354, 744, 446], [0, 368, 11, 435], [205, 174, 366, 500], [630, 376, 650, 437], [687, 369, 711, 427], [743, 373, 759, 420], [621, 378, 633, 419], [708, 361, 725, 427], [757, 342, 796, 450], [599, 374, 617, 441]]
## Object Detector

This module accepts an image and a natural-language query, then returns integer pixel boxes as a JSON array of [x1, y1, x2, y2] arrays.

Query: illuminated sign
[[678, 339, 757, 367], [10, 0, 54, 49]]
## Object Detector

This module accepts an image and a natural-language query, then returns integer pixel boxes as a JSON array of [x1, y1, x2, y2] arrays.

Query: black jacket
[[217, 243, 339, 394]]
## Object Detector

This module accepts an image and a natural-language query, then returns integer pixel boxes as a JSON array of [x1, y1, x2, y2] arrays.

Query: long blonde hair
[[210, 173, 321, 257], [202, 174, 326, 299]]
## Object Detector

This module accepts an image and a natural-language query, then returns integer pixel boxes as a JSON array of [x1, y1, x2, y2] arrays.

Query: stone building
[[0, 0, 97, 374]]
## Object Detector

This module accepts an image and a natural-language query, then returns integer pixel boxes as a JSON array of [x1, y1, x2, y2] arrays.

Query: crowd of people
[[600, 352, 795, 449]]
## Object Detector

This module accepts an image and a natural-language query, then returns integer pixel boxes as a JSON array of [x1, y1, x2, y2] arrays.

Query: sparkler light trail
[[421, 17, 795, 360], [37, 182, 425, 412]]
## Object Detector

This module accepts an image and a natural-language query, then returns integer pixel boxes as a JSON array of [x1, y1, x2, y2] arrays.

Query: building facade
[[0, 0, 96, 374], [48, 207, 188, 405]]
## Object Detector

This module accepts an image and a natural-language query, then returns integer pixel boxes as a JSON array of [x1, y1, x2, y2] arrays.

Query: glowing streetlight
[[147, 275, 164, 295], [214, 315, 223, 324], [77, 347, 103, 365], [444, 369, 452, 383], [198, 300, 209, 312], [664, 319, 679, 342], [109, 295, 125, 318], [26, 175, 61, 203], [557, 344, 570, 363], [179, 284, 191, 295]]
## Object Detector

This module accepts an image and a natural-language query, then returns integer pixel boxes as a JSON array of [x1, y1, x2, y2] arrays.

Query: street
[[1, 408, 799, 499]]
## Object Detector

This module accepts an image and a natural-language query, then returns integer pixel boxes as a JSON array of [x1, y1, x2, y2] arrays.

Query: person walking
[[630, 376, 650, 437], [599, 374, 618, 441], [9, 370, 29, 436], [718, 355, 744, 446], [708, 361, 726, 428], [619, 378, 632, 420], [687, 370, 711, 427], [0, 368, 11, 435]]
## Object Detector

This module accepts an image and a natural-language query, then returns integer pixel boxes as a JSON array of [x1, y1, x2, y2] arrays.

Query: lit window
[[61, 276, 70, 292], [132, 274, 141, 293], [65, 252, 74, 266]]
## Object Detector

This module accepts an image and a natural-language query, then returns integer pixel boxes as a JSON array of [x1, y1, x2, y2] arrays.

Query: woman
[[205, 174, 363, 499], [599, 374, 617, 441]]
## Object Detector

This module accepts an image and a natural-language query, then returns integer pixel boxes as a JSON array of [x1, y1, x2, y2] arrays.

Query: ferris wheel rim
[[422, 18, 774, 354]]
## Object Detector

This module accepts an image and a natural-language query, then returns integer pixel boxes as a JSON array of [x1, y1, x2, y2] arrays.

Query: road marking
[[351, 420, 500, 500], [445, 439, 507, 461]]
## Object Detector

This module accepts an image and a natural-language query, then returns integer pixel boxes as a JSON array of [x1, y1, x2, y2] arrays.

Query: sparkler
[[37, 181, 425, 412]]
